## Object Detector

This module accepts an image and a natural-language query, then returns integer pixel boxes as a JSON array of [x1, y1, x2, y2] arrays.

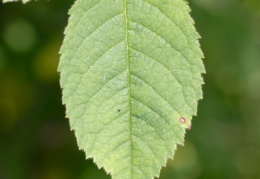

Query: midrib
[[123, 0, 133, 178]]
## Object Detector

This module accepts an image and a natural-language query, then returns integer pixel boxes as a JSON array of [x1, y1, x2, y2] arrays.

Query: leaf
[[59, 0, 205, 178], [2, 0, 31, 3]]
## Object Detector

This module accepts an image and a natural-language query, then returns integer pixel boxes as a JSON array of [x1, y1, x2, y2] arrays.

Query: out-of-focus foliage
[[3, 0, 31, 4], [0, 0, 260, 179]]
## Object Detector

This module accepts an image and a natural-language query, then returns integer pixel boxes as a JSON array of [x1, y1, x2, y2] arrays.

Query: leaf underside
[[59, 0, 204, 178]]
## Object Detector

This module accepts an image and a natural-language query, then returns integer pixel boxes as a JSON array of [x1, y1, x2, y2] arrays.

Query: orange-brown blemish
[[179, 117, 186, 123]]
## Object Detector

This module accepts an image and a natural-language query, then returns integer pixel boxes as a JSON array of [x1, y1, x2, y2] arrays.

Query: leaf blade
[[59, 0, 204, 178]]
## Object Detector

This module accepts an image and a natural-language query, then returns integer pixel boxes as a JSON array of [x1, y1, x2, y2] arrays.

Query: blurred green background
[[0, 0, 260, 178]]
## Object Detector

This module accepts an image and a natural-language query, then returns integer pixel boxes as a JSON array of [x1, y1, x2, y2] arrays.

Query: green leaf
[[2, 0, 31, 4], [59, 0, 205, 178]]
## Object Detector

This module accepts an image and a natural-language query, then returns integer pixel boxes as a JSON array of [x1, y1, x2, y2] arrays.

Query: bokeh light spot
[[3, 18, 37, 52], [33, 39, 60, 83]]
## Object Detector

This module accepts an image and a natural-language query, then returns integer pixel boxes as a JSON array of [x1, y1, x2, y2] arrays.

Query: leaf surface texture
[[59, 0, 205, 178]]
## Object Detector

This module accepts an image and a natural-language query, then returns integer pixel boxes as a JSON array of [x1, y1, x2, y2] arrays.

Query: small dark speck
[[118, 109, 121, 112]]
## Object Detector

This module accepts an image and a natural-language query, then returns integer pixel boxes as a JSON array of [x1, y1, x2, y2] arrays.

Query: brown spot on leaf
[[179, 117, 186, 123]]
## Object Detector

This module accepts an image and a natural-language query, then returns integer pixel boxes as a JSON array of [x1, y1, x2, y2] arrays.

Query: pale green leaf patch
[[59, 0, 205, 178]]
